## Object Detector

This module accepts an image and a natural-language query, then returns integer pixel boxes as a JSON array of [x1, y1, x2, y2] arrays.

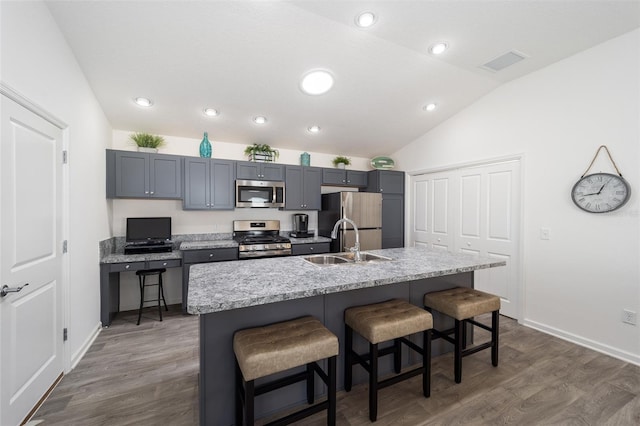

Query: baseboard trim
[[69, 322, 101, 371], [523, 319, 640, 366]]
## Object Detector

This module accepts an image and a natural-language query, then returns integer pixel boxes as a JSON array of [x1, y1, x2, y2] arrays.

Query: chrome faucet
[[331, 217, 362, 262]]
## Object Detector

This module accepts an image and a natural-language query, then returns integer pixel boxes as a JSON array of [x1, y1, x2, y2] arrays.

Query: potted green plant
[[244, 143, 279, 162], [130, 132, 165, 153], [332, 156, 351, 169]]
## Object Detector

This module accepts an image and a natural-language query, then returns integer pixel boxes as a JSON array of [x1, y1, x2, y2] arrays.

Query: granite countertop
[[101, 250, 182, 264], [288, 236, 332, 244], [179, 240, 238, 250], [187, 247, 506, 315]]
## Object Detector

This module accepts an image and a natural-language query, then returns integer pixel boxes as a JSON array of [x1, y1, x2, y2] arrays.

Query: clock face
[[571, 173, 631, 213]]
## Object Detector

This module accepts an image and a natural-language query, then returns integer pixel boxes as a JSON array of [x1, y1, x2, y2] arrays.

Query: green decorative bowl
[[370, 156, 395, 169]]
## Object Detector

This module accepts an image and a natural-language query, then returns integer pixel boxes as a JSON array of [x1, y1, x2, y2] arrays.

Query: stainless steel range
[[233, 220, 292, 259]]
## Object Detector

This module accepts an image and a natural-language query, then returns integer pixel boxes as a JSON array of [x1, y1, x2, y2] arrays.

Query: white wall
[[111, 130, 372, 309], [394, 30, 640, 364], [1, 2, 113, 368]]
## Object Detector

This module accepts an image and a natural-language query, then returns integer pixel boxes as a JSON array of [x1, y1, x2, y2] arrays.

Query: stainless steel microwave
[[235, 180, 285, 208]]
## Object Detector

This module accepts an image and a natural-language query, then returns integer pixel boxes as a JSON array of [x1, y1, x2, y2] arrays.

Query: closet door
[[410, 159, 521, 319]]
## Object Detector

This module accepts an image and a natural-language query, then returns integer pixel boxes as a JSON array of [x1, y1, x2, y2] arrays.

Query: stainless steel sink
[[302, 252, 392, 267], [303, 254, 351, 266], [338, 252, 393, 262]]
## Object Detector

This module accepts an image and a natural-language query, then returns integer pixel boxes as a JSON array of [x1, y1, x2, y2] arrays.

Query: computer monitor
[[126, 217, 172, 243]]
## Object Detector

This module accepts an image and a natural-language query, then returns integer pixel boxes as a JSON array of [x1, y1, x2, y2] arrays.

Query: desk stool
[[424, 287, 500, 384], [344, 299, 432, 422], [135, 268, 168, 325], [234, 316, 339, 426]]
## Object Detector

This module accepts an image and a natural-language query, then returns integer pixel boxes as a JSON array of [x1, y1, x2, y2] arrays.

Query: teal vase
[[199, 132, 212, 158]]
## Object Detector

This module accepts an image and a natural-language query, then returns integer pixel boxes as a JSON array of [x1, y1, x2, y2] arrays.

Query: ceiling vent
[[481, 50, 527, 72]]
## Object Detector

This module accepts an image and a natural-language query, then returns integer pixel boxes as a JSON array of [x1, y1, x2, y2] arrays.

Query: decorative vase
[[199, 132, 212, 158], [300, 152, 310, 166]]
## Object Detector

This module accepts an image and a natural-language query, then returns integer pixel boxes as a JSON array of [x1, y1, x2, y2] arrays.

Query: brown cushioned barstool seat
[[424, 287, 500, 384], [344, 299, 432, 422], [234, 316, 338, 426]]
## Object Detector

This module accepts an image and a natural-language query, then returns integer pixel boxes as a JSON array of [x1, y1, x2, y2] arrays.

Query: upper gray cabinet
[[106, 150, 182, 199], [183, 158, 235, 210], [236, 161, 284, 181], [322, 169, 368, 187], [285, 166, 322, 210], [365, 170, 404, 194]]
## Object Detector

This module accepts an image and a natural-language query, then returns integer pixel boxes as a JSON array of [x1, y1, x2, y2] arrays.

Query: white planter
[[137, 147, 158, 153], [336, 163, 346, 169]]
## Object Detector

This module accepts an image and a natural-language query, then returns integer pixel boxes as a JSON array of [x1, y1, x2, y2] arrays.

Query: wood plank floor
[[33, 306, 639, 425]]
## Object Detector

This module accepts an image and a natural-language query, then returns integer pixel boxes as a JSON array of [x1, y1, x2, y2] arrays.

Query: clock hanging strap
[[581, 145, 623, 178]]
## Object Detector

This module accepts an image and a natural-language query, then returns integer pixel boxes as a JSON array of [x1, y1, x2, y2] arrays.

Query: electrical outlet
[[622, 309, 637, 325], [540, 228, 550, 240]]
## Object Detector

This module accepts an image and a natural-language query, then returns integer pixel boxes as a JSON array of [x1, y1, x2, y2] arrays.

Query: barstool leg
[[344, 325, 353, 392], [492, 310, 499, 367], [137, 275, 144, 325], [235, 361, 244, 426], [393, 338, 402, 374], [423, 329, 431, 397], [369, 342, 378, 422], [157, 274, 163, 322], [328, 356, 336, 426], [159, 273, 168, 311], [454, 319, 464, 384], [306, 363, 315, 404], [245, 379, 255, 426]]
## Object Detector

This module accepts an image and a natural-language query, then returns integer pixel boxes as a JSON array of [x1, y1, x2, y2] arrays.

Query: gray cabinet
[[183, 158, 235, 210], [322, 169, 368, 187], [236, 161, 284, 181], [291, 243, 330, 256], [106, 150, 182, 199], [365, 170, 405, 249], [285, 166, 322, 210], [181, 247, 238, 313], [366, 169, 404, 194]]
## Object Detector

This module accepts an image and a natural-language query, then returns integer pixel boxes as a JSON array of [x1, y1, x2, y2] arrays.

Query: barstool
[[233, 316, 339, 426], [423, 287, 500, 384], [135, 268, 168, 325], [344, 299, 432, 422]]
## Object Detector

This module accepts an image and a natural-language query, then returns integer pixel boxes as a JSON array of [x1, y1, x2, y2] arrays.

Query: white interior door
[[456, 161, 521, 319], [411, 172, 454, 251], [1, 93, 65, 425], [410, 159, 521, 319]]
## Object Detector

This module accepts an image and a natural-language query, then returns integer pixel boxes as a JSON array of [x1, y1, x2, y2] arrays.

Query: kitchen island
[[188, 246, 506, 426]]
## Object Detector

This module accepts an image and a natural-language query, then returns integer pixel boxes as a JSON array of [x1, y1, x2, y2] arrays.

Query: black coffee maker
[[290, 213, 312, 238]]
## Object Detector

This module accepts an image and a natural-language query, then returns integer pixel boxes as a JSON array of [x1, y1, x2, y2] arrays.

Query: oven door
[[236, 180, 284, 208]]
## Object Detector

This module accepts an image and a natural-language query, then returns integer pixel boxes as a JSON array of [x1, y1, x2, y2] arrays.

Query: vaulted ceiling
[[45, 1, 640, 157]]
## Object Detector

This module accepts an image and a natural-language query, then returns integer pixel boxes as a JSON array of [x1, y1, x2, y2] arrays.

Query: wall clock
[[571, 146, 631, 213]]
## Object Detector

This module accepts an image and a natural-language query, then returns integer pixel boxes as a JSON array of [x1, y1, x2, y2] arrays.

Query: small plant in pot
[[130, 132, 165, 153], [244, 143, 279, 162], [332, 156, 351, 169]]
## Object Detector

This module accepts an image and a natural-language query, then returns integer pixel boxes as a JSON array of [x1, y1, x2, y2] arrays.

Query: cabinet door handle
[[309, 247, 314, 251], [125, 265, 130, 269], [163, 262, 168, 266], [150, 191, 154, 195], [145, 191, 149, 194], [209, 254, 214, 257]]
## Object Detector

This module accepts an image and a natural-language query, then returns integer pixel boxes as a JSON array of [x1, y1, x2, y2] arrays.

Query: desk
[[100, 251, 182, 327]]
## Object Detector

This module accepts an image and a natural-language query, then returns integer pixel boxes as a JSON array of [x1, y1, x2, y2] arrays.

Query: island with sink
[[188, 246, 506, 425]]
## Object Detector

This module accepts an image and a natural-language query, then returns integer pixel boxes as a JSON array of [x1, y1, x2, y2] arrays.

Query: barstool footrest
[[467, 318, 492, 332], [462, 341, 493, 357], [264, 400, 329, 426], [378, 366, 425, 390], [255, 369, 309, 396]]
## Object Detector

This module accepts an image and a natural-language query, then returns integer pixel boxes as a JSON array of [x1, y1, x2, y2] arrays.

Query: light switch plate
[[540, 228, 550, 240]]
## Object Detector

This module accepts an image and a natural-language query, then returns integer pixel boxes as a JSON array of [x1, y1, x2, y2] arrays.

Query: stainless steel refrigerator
[[318, 192, 382, 252]]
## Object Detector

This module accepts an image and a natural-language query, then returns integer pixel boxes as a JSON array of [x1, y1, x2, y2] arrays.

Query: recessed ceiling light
[[423, 103, 437, 112], [253, 116, 267, 124], [429, 42, 448, 55], [300, 70, 334, 95], [307, 125, 321, 134], [134, 97, 153, 107], [203, 108, 219, 117], [355, 11, 376, 28]]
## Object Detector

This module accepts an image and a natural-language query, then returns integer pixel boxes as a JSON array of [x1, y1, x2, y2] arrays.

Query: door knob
[[1, 283, 29, 297]]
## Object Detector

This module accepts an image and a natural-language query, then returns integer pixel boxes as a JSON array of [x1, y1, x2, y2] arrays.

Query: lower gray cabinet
[[285, 166, 322, 210], [291, 243, 330, 256], [183, 158, 235, 210], [181, 247, 238, 312]]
